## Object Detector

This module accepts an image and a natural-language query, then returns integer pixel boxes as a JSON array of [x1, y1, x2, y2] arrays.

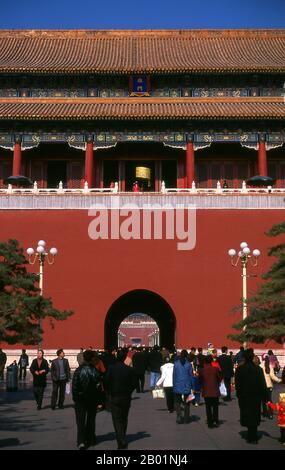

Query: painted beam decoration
[[0, 131, 284, 151]]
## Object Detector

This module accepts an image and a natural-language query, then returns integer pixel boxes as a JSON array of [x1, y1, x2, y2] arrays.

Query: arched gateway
[[104, 290, 176, 350]]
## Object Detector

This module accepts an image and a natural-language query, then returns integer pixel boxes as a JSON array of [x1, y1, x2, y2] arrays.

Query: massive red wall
[[0, 209, 284, 349]]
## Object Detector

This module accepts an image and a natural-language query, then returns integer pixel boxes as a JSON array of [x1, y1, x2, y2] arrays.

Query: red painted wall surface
[[0, 209, 284, 349]]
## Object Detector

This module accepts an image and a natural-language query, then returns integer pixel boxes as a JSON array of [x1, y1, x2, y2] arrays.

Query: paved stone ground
[[0, 373, 285, 450]]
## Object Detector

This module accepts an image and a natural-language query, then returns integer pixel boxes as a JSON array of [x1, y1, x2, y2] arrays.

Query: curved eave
[[1, 67, 285, 75]]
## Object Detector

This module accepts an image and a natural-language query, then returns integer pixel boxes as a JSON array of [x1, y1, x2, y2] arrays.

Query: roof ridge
[[0, 29, 285, 38]]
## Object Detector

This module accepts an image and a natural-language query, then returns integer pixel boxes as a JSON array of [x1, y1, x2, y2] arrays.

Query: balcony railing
[[0, 180, 284, 195]]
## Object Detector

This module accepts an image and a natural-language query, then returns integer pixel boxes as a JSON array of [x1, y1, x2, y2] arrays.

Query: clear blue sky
[[0, 0, 285, 29]]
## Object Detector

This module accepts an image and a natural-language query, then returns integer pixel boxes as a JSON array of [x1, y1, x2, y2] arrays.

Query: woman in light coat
[[260, 354, 281, 419], [156, 356, 174, 413]]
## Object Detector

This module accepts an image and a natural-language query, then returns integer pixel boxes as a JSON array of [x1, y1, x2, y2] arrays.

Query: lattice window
[[30, 162, 45, 188], [0, 161, 12, 188], [69, 162, 84, 189]]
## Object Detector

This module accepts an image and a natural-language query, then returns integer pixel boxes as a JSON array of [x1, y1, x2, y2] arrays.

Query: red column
[[258, 135, 267, 176], [186, 136, 195, 187], [85, 138, 94, 187], [177, 158, 186, 188], [13, 138, 22, 176]]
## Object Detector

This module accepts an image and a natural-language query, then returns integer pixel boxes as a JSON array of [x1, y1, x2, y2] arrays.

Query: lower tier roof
[[0, 97, 284, 120]]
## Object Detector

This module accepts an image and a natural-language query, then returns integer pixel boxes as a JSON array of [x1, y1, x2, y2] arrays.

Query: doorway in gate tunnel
[[104, 290, 176, 350]]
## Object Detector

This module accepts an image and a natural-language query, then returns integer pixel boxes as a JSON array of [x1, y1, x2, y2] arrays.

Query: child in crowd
[[192, 371, 202, 407], [268, 393, 285, 445]]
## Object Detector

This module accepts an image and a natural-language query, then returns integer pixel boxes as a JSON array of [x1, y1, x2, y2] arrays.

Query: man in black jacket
[[30, 350, 50, 410], [235, 348, 267, 444], [72, 350, 102, 450], [51, 349, 71, 410], [106, 349, 137, 449], [132, 347, 147, 393], [218, 346, 234, 401]]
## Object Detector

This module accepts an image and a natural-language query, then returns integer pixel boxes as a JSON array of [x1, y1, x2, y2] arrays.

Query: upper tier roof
[[0, 29, 285, 74]]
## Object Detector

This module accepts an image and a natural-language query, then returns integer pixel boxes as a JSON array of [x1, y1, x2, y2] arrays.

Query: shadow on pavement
[[127, 431, 151, 443], [0, 438, 20, 448]]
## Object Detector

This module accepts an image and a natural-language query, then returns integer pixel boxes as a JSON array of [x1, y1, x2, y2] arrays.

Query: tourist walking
[[260, 353, 281, 419], [51, 349, 71, 410], [72, 350, 103, 450], [156, 356, 174, 413], [132, 347, 147, 393], [106, 349, 137, 449], [196, 348, 206, 370], [199, 355, 222, 428], [0, 349, 7, 380], [30, 350, 50, 410], [234, 346, 245, 366], [173, 350, 193, 424], [218, 346, 234, 401], [77, 348, 84, 366], [235, 349, 267, 444], [148, 346, 163, 390], [192, 371, 202, 406], [267, 349, 280, 373], [18, 349, 29, 380]]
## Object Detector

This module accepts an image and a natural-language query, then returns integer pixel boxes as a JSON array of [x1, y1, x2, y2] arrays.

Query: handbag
[[152, 388, 165, 399], [219, 380, 227, 397], [186, 393, 195, 403], [65, 382, 71, 395]]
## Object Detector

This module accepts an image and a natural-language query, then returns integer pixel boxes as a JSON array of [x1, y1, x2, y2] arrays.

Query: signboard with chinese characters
[[129, 76, 150, 96]]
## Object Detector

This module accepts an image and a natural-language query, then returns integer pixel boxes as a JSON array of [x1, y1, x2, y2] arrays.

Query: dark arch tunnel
[[104, 290, 176, 350]]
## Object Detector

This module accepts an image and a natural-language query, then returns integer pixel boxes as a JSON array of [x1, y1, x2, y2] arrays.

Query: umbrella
[[246, 175, 276, 187], [4, 175, 33, 187]]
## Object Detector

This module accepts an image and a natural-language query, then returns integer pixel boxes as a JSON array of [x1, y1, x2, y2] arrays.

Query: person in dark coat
[[132, 347, 147, 393], [199, 355, 222, 428], [173, 350, 194, 424], [77, 348, 84, 366], [30, 349, 50, 410], [235, 348, 268, 444], [51, 349, 71, 410], [218, 346, 234, 401], [234, 346, 245, 366], [188, 347, 197, 370], [148, 346, 163, 389], [106, 349, 137, 449], [196, 348, 206, 370], [18, 349, 29, 380], [0, 349, 7, 380], [72, 350, 103, 450]]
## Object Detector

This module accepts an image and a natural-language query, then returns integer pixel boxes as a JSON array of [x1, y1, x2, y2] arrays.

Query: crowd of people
[[0, 345, 285, 449]]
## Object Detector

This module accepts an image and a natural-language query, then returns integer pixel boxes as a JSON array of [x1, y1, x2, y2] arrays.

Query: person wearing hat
[[268, 393, 285, 445], [260, 353, 281, 419], [235, 348, 267, 444]]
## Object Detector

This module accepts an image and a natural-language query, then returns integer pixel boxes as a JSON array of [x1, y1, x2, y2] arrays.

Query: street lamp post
[[26, 240, 58, 347], [228, 242, 261, 348]]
